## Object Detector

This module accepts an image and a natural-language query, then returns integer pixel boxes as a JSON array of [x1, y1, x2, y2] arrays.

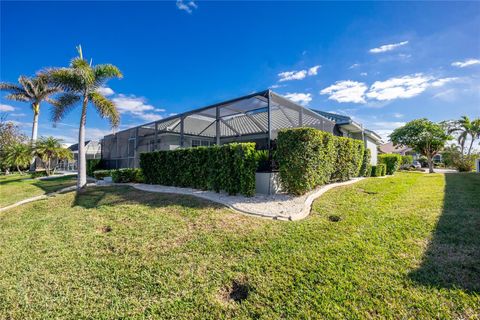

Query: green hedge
[[86, 159, 104, 177], [140, 143, 258, 196], [365, 165, 372, 177], [111, 168, 144, 183], [401, 155, 413, 166], [378, 154, 402, 175], [93, 170, 112, 180], [371, 164, 386, 177], [359, 148, 371, 177], [275, 127, 365, 195]]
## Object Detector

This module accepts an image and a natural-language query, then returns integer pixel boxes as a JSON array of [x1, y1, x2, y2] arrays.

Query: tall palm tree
[[46, 46, 122, 190], [35, 136, 73, 176], [446, 116, 480, 155], [5, 142, 32, 174], [0, 75, 60, 170]]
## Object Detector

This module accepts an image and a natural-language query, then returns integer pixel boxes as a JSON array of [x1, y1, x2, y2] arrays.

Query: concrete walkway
[[126, 178, 365, 221]]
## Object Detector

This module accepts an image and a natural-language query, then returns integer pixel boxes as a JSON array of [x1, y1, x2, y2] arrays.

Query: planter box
[[255, 172, 282, 195]]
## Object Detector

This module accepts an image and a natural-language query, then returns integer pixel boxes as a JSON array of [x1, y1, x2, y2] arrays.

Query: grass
[[0, 174, 77, 208], [0, 172, 478, 318]]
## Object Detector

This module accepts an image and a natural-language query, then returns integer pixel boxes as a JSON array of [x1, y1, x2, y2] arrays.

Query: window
[[192, 139, 212, 148]]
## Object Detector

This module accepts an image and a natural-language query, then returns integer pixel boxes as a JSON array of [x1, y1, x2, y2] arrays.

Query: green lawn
[[0, 174, 77, 208], [0, 172, 478, 318]]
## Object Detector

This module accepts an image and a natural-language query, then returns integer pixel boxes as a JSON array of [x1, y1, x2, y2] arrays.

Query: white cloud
[[451, 59, 480, 68], [11, 113, 26, 117], [278, 70, 307, 82], [393, 113, 404, 118], [0, 104, 15, 112], [278, 65, 320, 82], [308, 65, 321, 76], [96, 86, 115, 96], [369, 41, 409, 53], [360, 72, 368, 76], [366, 73, 457, 101], [320, 80, 368, 104], [366, 74, 433, 101], [284, 93, 313, 106], [176, 0, 197, 14], [367, 121, 406, 141], [349, 63, 360, 69], [112, 94, 164, 121]]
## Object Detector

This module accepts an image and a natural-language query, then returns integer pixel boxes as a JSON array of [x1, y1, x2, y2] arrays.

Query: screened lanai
[[101, 90, 337, 169]]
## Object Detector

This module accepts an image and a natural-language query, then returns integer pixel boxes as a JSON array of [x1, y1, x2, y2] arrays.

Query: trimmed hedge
[[140, 143, 258, 196], [87, 159, 104, 177], [93, 170, 112, 180], [275, 127, 365, 195], [401, 155, 413, 166], [371, 164, 386, 177], [378, 154, 402, 175], [365, 165, 372, 177], [359, 148, 371, 177], [111, 168, 144, 183]]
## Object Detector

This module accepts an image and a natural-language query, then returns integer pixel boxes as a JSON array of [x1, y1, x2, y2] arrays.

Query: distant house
[[100, 90, 383, 169], [58, 140, 101, 171]]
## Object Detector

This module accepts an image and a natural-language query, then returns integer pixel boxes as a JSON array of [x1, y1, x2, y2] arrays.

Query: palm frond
[[89, 91, 120, 127], [0, 82, 24, 94], [51, 93, 81, 123], [5, 93, 31, 102], [94, 64, 123, 85], [46, 68, 85, 92], [18, 76, 36, 98]]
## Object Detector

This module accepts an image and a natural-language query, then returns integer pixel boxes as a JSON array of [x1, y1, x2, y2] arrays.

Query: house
[[100, 90, 383, 169], [57, 140, 102, 171]]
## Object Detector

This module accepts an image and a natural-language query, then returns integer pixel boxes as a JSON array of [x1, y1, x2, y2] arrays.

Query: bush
[[330, 137, 364, 182], [275, 127, 364, 195], [365, 165, 372, 177], [93, 170, 112, 180], [359, 148, 371, 177], [401, 155, 413, 166], [276, 128, 336, 195], [371, 164, 386, 177], [140, 143, 258, 196], [86, 159, 104, 177], [111, 168, 144, 183], [30, 170, 48, 178], [378, 154, 402, 175], [454, 155, 476, 172]]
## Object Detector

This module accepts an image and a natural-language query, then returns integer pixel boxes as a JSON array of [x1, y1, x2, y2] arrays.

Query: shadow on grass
[[72, 185, 224, 210], [31, 176, 79, 194], [409, 173, 480, 293]]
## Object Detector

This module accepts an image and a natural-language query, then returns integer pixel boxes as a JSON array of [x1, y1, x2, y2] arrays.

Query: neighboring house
[[379, 142, 421, 160], [100, 90, 383, 169], [58, 140, 101, 171]]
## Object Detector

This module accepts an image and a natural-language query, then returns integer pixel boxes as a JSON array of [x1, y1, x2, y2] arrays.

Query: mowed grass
[[0, 174, 78, 208], [0, 172, 478, 319]]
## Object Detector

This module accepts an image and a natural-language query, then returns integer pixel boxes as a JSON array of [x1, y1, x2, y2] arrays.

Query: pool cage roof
[[103, 90, 336, 148]]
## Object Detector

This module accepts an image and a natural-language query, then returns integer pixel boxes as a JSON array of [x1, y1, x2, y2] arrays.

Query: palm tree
[[5, 142, 32, 174], [35, 136, 73, 176], [445, 116, 480, 155], [0, 75, 60, 170], [46, 46, 122, 190]]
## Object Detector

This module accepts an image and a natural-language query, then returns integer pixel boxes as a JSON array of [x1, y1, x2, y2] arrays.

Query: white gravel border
[[124, 178, 365, 221]]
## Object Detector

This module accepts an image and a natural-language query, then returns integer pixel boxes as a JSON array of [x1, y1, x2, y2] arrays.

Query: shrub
[[30, 170, 47, 178], [275, 127, 364, 195], [93, 170, 112, 180], [111, 168, 144, 183], [359, 148, 371, 177], [365, 165, 372, 177], [378, 154, 402, 175], [276, 128, 336, 195], [140, 142, 258, 196], [371, 164, 386, 177], [86, 159, 104, 177], [401, 155, 414, 166], [330, 137, 364, 182], [454, 155, 476, 172]]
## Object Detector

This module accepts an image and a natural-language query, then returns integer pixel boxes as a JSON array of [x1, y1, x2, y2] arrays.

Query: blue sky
[[1, 1, 479, 144]]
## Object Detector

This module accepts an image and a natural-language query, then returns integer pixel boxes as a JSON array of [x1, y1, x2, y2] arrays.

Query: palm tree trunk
[[29, 103, 40, 172], [77, 96, 88, 191], [467, 137, 474, 155], [17, 165, 23, 175]]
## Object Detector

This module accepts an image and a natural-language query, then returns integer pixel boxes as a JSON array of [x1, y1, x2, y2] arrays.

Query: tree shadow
[[72, 185, 225, 211], [409, 173, 480, 293], [31, 176, 80, 194]]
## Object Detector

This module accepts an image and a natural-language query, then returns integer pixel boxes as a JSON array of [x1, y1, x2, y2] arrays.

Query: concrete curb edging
[[0, 183, 95, 213]]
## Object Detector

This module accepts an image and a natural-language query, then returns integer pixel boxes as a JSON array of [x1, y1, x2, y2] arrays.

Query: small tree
[[4, 142, 32, 174], [35, 136, 73, 176], [0, 115, 28, 173], [390, 119, 451, 173]]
